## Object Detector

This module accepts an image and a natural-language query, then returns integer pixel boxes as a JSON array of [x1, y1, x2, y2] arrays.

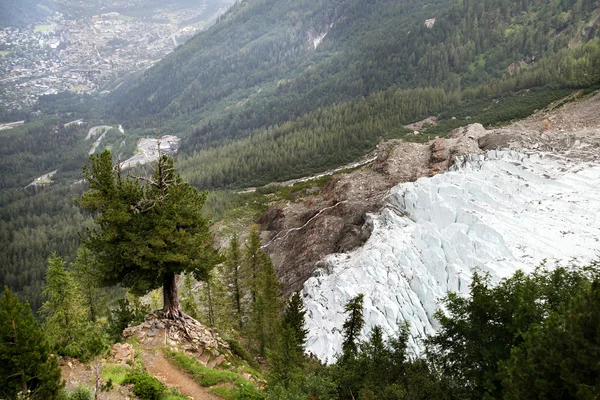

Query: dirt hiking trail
[[141, 346, 220, 400]]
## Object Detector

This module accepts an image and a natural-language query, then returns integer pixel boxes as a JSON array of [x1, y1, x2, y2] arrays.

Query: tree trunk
[[163, 272, 181, 319], [234, 267, 243, 329], [206, 278, 215, 326]]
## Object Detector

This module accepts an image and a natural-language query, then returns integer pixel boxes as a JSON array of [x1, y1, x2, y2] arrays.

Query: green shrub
[[165, 350, 239, 386], [124, 371, 165, 400], [227, 339, 260, 370], [266, 385, 305, 400], [301, 373, 338, 400], [237, 381, 265, 399], [161, 387, 189, 400], [68, 386, 93, 400], [266, 374, 337, 400]]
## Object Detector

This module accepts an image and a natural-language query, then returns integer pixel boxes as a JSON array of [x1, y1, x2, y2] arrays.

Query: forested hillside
[[0, 0, 55, 28], [179, 38, 600, 188], [111, 0, 600, 146]]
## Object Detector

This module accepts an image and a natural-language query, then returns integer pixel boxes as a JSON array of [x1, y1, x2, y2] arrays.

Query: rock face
[[110, 343, 134, 364], [303, 149, 600, 362], [264, 124, 491, 296]]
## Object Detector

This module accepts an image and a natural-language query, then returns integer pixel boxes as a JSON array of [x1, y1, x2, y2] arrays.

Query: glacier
[[303, 149, 600, 362]]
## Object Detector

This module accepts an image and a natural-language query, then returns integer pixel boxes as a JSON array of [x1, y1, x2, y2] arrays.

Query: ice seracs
[[303, 149, 600, 362]]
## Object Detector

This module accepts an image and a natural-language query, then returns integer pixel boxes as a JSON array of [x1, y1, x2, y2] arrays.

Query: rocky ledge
[[123, 311, 231, 368]]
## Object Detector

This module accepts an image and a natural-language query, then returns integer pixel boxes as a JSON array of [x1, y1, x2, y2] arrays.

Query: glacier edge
[[302, 150, 600, 362]]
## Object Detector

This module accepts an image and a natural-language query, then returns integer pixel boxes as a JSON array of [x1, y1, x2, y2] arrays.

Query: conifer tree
[[196, 268, 230, 329], [267, 324, 303, 389], [71, 246, 107, 323], [78, 150, 221, 320], [241, 226, 283, 354], [244, 226, 281, 357], [283, 291, 309, 355], [180, 273, 201, 321], [244, 227, 264, 305], [40, 253, 88, 358], [334, 294, 367, 398], [223, 233, 245, 329], [106, 295, 149, 343], [267, 291, 309, 389], [251, 255, 282, 357], [502, 278, 600, 399], [360, 325, 394, 393], [0, 287, 63, 399], [198, 270, 216, 327], [341, 293, 365, 358]]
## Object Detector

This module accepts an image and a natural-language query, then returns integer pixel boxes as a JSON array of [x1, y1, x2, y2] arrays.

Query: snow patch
[[313, 32, 327, 49], [313, 23, 334, 49], [303, 150, 600, 362]]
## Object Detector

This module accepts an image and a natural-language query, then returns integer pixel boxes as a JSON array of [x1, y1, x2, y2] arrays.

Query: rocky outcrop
[[265, 123, 497, 296], [123, 311, 231, 368], [110, 343, 134, 364]]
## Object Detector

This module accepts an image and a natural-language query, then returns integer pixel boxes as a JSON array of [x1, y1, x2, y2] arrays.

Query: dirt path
[[238, 154, 377, 193], [141, 347, 220, 400]]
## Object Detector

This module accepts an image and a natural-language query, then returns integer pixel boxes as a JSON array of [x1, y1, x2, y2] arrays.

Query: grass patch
[[101, 364, 130, 385], [210, 383, 264, 400], [164, 350, 264, 399], [210, 386, 237, 399], [165, 350, 239, 386], [161, 387, 189, 400], [101, 360, 186, 399], [34, 24, 56, 32]]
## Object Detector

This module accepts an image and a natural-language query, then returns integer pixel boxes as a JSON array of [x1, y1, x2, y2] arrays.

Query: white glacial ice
[[303, 150, 600, 362]]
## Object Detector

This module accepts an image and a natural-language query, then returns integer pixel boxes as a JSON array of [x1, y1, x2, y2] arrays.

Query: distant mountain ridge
[[0, 0, 55, 27]]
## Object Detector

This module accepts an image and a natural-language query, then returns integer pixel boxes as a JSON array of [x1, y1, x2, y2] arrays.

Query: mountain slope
[[0, 0, 55, 28], [110, 0, 599, 148]]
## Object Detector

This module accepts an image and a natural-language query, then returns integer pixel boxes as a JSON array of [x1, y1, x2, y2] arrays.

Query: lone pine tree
[[78, 150, 220, 320]]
